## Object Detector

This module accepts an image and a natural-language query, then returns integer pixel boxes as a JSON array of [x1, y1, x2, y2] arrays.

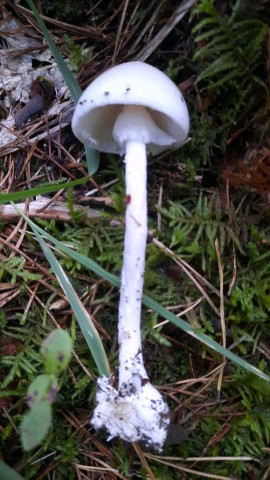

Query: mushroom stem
[[118, 140, 148, 387], [91, 106, 170, 451]]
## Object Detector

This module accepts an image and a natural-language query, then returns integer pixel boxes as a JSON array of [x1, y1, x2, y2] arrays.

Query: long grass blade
[[14, 206, 270, 383], [25, 0, 99, 174], [33, 227, 111, 377], [26, 0, 81, 102], [0, 177, 88, 204]]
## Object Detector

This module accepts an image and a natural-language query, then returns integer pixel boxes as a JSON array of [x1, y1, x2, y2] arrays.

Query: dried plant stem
[[135, 0, 196, 61], [215, 239, 226, 397]]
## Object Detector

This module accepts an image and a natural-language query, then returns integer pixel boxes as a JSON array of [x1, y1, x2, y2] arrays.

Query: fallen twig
[[0, 197, 100, 222]]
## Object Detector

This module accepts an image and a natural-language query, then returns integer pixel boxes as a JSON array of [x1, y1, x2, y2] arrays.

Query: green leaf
[[27, 374, 58, 407], [13, 206, 270, 384], [20, 400, 52, 451], [25, 0, 99, 174], [0, 461, 24, 480], [41, 330, 73, 375]]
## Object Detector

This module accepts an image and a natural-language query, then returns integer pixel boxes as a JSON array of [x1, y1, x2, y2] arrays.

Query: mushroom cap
[[72, 61, 189, 155]]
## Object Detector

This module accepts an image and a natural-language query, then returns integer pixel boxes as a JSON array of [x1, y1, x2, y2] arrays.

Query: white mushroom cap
[[72, 61, 189, 155]]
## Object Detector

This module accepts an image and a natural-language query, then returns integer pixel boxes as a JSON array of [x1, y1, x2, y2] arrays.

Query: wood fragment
[[0, 197, 100, 222]]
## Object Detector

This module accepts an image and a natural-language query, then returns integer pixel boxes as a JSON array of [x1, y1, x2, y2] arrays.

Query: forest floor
[[1, 1, 270, 479]]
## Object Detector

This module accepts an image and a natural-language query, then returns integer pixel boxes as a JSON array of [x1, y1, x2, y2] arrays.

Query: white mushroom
[[72, 61, 189, 451]]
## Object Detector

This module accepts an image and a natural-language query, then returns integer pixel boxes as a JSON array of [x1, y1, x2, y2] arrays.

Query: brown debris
[[15, 76, 56, 128], [222, 146, 270, 200]]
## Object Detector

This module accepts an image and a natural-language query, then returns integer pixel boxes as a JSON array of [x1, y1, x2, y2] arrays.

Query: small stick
[[0, 197, 100, 222], [215, 239, 226, 401]]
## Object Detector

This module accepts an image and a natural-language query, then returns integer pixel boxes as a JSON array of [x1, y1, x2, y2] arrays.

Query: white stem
[[118, 140, 148, 387], [91, 107, 170, 451]]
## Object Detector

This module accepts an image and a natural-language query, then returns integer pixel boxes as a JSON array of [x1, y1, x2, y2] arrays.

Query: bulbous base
[[91, 374, 170, 452]]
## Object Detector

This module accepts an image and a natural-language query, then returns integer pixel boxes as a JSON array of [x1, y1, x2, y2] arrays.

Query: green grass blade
[[0, 177, 88, 204], [25, 0, 99, 174], [13, 207, 270, 383], [86, 148, 100, 176], [142, 295, 269, 381], [0, 461, 24, 480], [32, 228, 111, 377], [26, 0, 81, 102]]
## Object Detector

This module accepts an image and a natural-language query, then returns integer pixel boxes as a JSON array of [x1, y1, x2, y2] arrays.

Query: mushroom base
[[91, 375, 169, 452]]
